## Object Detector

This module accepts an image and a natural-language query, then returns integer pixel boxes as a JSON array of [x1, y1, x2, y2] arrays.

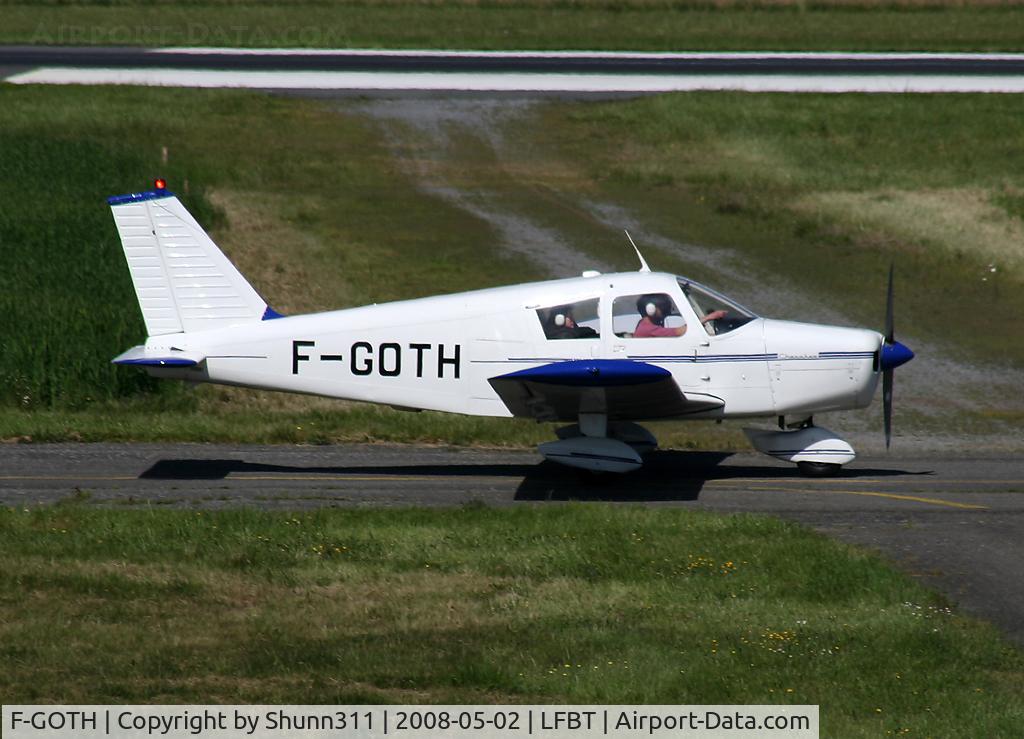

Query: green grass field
[[2, 84, 1023, 442], [526, 93, 1024, 369], [0, 84, 539, 427], [2, 504, 1022, 736], [4, 0, 1024, 52]]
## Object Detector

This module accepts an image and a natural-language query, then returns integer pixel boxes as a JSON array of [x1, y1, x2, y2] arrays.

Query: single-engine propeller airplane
[[109, 181, 914, 475]]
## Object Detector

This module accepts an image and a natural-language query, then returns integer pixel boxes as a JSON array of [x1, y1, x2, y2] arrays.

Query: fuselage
[[139, 271, 883, 421]]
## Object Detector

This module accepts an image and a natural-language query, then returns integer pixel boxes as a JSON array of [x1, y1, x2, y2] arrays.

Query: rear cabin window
[[536, 298, 600, 340]]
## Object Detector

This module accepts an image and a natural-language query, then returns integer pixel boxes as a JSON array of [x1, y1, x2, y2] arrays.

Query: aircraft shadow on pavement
[[140, 458, 541, 480], [139, 451, 929, 503], [516, 452, 731, 502], [516, 452, 930, 502]]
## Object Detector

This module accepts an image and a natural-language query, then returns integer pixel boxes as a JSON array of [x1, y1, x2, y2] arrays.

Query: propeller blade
[[882, 263, 898, 449], [885, 263, 895, 344], [883, 368, 894, 450]]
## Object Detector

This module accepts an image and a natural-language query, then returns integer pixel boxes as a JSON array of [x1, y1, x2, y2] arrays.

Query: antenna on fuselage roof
[[624, 230, 651, 273]]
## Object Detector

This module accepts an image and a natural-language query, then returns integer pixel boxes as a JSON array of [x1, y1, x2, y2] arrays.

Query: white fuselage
[[140, 271, 882, 421]]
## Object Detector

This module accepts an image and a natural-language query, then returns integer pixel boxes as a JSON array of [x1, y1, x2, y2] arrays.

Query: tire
[[576, 469, 613, 484], [797, 461, 842, 478]]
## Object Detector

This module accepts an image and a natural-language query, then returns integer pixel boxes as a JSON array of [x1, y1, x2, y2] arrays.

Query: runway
[[3, 443, 1023, 644], [4, 46, 1024, 92], [4, 47, 1024, 74]]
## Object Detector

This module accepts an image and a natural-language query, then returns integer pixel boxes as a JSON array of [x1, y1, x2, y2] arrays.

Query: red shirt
[[633, 317, 680, 338]]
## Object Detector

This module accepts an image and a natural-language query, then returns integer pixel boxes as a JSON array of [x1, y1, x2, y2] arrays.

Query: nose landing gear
[[743, 420, 854, 477]]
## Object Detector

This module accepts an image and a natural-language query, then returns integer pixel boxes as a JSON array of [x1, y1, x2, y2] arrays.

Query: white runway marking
[[8, 67, 1024, 93]]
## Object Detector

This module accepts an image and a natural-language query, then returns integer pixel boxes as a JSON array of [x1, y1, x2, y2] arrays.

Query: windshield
[[676, 278, 757, 336]]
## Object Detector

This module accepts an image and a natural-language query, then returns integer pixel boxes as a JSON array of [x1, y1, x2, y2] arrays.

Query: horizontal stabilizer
[[111, 345, 205, 368], [489, 359, 723, 422]]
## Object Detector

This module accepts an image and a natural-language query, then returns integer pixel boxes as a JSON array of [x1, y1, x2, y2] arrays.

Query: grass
[[2, 83, 755, 448], [0, 395, 751, 449], [0, 84, 753, 447], [524, 92, 1024, 368], [4, 1, 1024, 52], [1, 503, 1021, 736], [3, 85, 1023, 442], [0, 84, 538, 409]]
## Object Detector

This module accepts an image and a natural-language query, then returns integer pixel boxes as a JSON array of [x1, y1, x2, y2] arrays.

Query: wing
[[488, 359, 723, 422]]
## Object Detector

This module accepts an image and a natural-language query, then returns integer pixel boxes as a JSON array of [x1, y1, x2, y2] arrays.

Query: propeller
[[879, 264, 915, 448]]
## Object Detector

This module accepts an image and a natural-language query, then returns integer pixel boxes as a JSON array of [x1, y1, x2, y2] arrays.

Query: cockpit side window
[[536, 298, 600, 340], [612, 293, 685, 338], [676, 278, 757, 336]]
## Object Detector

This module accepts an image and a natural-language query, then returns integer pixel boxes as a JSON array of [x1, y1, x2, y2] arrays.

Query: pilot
[[546, 306, 598, 340], [634, 294, 727, 338]]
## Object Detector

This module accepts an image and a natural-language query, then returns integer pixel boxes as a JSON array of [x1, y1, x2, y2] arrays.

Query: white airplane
[[109, 181, 914, 475]]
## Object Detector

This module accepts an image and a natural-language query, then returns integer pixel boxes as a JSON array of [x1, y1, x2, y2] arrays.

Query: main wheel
[[574, 468, 614, 486], [797, 461, 842, 478]]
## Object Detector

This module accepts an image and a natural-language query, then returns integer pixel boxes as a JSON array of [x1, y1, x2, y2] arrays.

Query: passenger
[[547, 306, 598, 339], [634, 295, 726, 338]]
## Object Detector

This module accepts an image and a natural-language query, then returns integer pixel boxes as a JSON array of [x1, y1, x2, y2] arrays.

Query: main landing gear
[[536, 412, 855, 477], [538, 414, 656, 473]]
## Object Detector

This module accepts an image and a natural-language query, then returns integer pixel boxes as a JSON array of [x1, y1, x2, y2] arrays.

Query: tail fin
[[108, 184, 276, 336]]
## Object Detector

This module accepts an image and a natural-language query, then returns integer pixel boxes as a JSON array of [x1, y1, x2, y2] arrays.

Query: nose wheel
[[796, 461, 842, 478], [744, 424, 855, 476]]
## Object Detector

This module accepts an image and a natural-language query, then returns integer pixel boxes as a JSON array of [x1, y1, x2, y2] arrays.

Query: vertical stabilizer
[[108, 185, 268, 336]]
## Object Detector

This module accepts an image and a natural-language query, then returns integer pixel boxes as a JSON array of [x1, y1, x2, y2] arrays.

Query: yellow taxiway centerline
[[0, 475, 137, 481], [0, 475, 993, 509], [714, 478, 1024, 487], [712, 483, 990, 510], [0, 474, 503, 483], [229, 474, 513, 483]]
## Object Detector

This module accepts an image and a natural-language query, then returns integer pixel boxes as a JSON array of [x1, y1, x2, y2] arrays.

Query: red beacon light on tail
[[154, 178, 167, 190]]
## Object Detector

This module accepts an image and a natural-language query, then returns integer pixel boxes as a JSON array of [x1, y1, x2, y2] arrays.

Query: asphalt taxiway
[[2, 443, 1022, 643], [4, 46, 1024, 75]]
